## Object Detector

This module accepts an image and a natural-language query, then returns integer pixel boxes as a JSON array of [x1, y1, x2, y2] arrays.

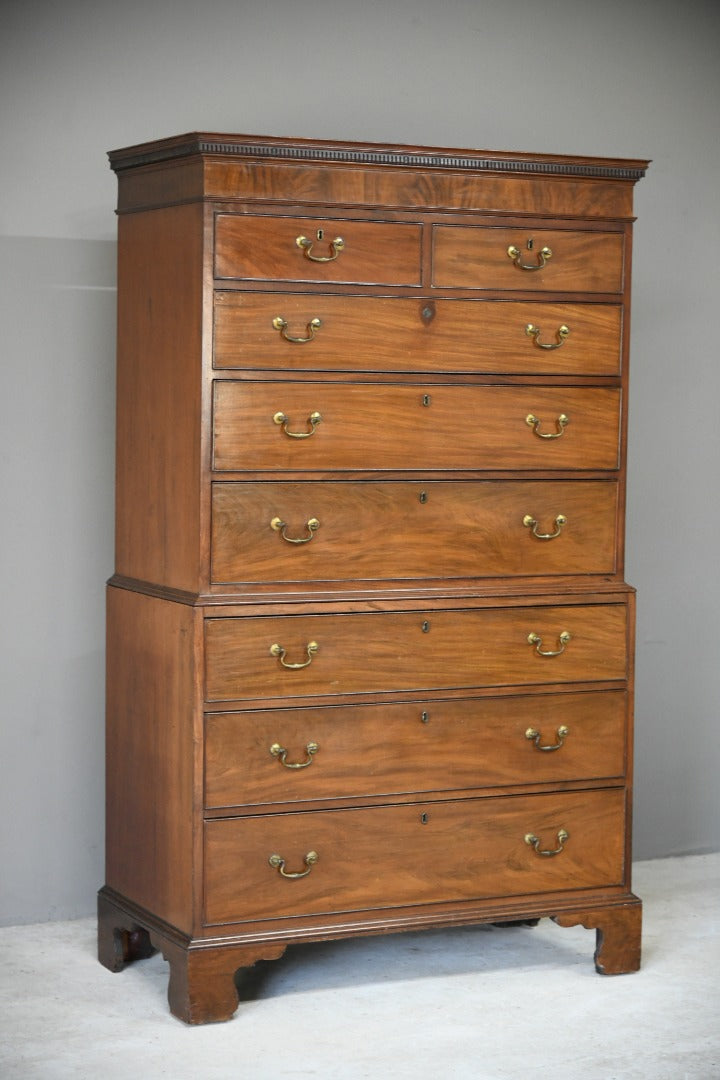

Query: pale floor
[[1, 852, 718, 1080]]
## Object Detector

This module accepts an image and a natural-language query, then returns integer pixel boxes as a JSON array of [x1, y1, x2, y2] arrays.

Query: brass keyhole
[[421, 812, 429, 825], [317, 228, 324, 240], [419, 491, 428, 504], [422, 394, 431, 407], [527, 237, 534, 250], [422, 620, 431, 633], [421, 711, 430, 724]]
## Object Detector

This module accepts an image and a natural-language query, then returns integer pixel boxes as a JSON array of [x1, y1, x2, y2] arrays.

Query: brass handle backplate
[[507, 244, 552, 271], [273, 316, 322, 344], [523, 513, 567, 540], [269, 851, 319, 879], [525, 725, 570, 752], [525, 829, 569, 856], [528, 631, 571, 657], [270, 742, 319, 769], [273, 411, 322, 439], [271, 516, 320, 544], [296, 235, 345, 262], [270, 641, 319, 669], [526, 323, 570, 349], [526, 413, 569, 439]]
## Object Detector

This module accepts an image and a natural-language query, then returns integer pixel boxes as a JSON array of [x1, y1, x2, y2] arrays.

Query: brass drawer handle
[[269, 850, 319, 879], [525, 323, 570, 349], [523, 513, 567, 540], [296, 234, 345, 262], [272, 315, 322, 344], [526, 413, 569, 439], [525, 725, 569, 752], [270, 741, 319, 769], [525, 829, 569, 856], [528, 631, 571, 657], [270, 641, 319, 669], [271, 516, 320, 544], [507, 244, 552, 270], [273, 411, 322, 439]]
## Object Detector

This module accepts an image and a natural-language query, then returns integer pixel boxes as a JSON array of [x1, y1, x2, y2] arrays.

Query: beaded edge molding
[[110, 137, 648, 180]]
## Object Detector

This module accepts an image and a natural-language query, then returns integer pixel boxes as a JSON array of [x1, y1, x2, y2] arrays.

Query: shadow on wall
[[0, 235, 116, 925]]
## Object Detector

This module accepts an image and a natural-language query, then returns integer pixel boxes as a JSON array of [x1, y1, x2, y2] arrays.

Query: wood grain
[[432, 226, 624, 293], [211, 479, 619, 584], [213, 293, 622, 375], [114, 205, 204, 593], [204, 690, 628, 809], [204, 602, 629, 702], [212, 382, 622, 473], [204, 788, 626, 924], [215, 214, 422, 285], [105, 587, 199, 934]]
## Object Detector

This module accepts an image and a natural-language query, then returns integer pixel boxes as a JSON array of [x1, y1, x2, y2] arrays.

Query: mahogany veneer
[[100, 133, 648, 1023]]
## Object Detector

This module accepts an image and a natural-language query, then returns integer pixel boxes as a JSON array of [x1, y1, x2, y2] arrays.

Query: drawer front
[[204, 788, 626, 924], [214, 293, 622, 376], [213, 382, 621, 472], [214, 215, 422, 285], [211, 480, 619, 584], [205, 690, 627, 809], [432, 226, 624, 293], [205, 603, 628, 702]]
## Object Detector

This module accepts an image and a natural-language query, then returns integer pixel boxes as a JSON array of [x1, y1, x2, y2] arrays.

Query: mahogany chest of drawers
[[98, 133, 648, 1023]]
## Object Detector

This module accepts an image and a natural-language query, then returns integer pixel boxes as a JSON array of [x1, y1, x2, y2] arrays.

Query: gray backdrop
[[1, 0, 718, 925]]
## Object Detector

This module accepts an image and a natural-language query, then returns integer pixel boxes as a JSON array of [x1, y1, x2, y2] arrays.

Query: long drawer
[[203, 787, 626, 924], [204, 690, 627, 809], [432, 226, 624, 292], [211, 479, 619, 584], [204, 603, 628, 702], [213, 293, 622, 375], [214, 214, 422, 285], [212, 382, 621, 472]]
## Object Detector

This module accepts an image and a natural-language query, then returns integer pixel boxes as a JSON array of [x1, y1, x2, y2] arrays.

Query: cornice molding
[[109, 135, 649, 181]]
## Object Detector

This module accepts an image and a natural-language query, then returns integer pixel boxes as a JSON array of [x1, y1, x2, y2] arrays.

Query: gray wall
[[1, 0, 718, 925]]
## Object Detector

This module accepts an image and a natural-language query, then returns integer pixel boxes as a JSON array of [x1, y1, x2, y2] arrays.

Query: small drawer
[[204, 602, 628, 703], [204, 690, 628, 809], [212, 382, 621, 473], [432, 226, 624, 293], [203, 788, 626, 924], [211, 479, 619, 585], [213, 293, 622, 376], [214, 215, 422, 285]]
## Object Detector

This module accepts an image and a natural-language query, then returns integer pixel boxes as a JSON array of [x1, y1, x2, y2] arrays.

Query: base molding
[[98, 887, 642, 1024]]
